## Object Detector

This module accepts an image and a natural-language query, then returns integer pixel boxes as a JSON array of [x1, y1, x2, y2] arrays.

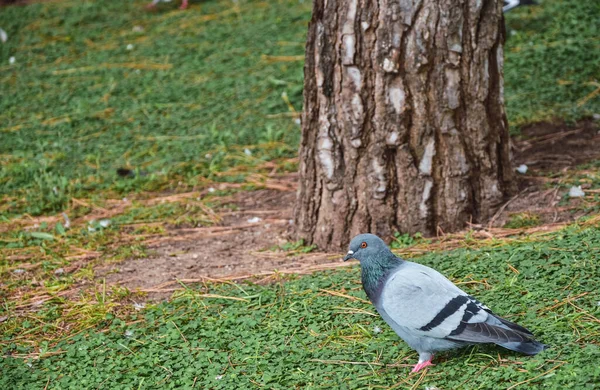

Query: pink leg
[[411, 355, 434, 373], [179, 0, 189, 9]]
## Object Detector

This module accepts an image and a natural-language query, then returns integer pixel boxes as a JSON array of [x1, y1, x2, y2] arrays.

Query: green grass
[[1, 0, 599, 215], [2, 224, 600, 389], [0, 0, 308, 216], [504, 0, 600, 128]]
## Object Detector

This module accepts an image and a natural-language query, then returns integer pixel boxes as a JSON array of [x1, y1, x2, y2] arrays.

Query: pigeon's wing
[[380, 263, 543, 352], [379, 263, 490, 339]]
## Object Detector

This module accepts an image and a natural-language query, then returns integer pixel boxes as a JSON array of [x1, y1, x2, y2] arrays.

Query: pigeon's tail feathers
[[446, 321, 547, 355], [497, 339, 549, 356], [490, 313, 534, 336]]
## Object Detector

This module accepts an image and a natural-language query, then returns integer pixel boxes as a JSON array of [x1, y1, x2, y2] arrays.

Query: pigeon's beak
[[343, 250, 354, 262]]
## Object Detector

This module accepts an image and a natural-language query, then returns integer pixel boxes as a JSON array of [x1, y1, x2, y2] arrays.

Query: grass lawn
[[0, 0, 599, 215], [1, 0, 600, 388], [1, 0, 309, 216], [3, 224, 600, 388]]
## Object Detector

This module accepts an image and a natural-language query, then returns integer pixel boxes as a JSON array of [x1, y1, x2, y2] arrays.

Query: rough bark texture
[[295, 0, 515, 250]]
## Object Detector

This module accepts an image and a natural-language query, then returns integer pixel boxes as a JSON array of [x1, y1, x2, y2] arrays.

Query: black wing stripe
[[467, 295, 490, 310], [419, 295, 469, 332], [449, 299, 481, 336]]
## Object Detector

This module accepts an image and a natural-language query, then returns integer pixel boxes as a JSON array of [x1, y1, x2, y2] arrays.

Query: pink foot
[[411, 358, 434, 373], [179, 0, 188, 9]]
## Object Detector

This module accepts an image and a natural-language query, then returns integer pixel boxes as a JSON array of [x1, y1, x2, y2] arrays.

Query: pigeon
[[146, 0, 189, 10], [503, 0, 537, 13], [344, 233, 547, 373]]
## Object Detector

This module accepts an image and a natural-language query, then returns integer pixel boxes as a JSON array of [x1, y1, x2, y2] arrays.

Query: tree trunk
[[294, 0, 515, 250]]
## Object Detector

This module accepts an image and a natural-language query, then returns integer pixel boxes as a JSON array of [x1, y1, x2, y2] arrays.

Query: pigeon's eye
[[361, 242, 367, 248]]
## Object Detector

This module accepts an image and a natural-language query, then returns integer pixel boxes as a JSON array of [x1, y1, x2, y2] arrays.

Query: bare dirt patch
[[488, 119, 600, 227], [99, 120, 600, 297], [513, 119, 600, 171], [99, 187, 342, 296]]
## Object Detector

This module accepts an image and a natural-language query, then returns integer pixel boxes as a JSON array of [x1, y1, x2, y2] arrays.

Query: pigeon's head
[[343, 234, 392, 263]]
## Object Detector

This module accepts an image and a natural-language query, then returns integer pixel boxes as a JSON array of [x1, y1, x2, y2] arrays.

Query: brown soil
[[100, 119, 600, 297], [512, 120, 600, 171], [98, 188, 342, 297], [492, 119, 600, 227]]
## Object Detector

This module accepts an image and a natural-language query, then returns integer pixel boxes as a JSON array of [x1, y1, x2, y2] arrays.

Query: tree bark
[[294, 0, 515, 250]]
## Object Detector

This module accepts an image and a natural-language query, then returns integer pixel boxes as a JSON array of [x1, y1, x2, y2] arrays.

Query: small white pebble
[[54, 268, 64, 275], [0, 28, 7, 43], [9, 56, 15, 64], [26, 362, 33, 368], [87, 226, 96, 232], [133, 302, 145, 311], [244, 148, 252, 156], [122, 197, 129, 203], [568, 186, 585, 198], [294, 118, 301, 126], [135, 69, 141, 74], [126, 44, 134, 51], [510, 30, 517, 36], [215, 375, 223, 380], [516, 164, 528, 174], [592, 113, 600, 120], [247, 217, 262, 223], [205, 153, 212, 159], [125, 329, 134, 337], [373, 326, 382, 334], [13, 269, 25, 274], [99, 219, 111, 228], [208, 187, 216, 193], [132, 25, 144, 32], [62, 212, 71, 228]]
